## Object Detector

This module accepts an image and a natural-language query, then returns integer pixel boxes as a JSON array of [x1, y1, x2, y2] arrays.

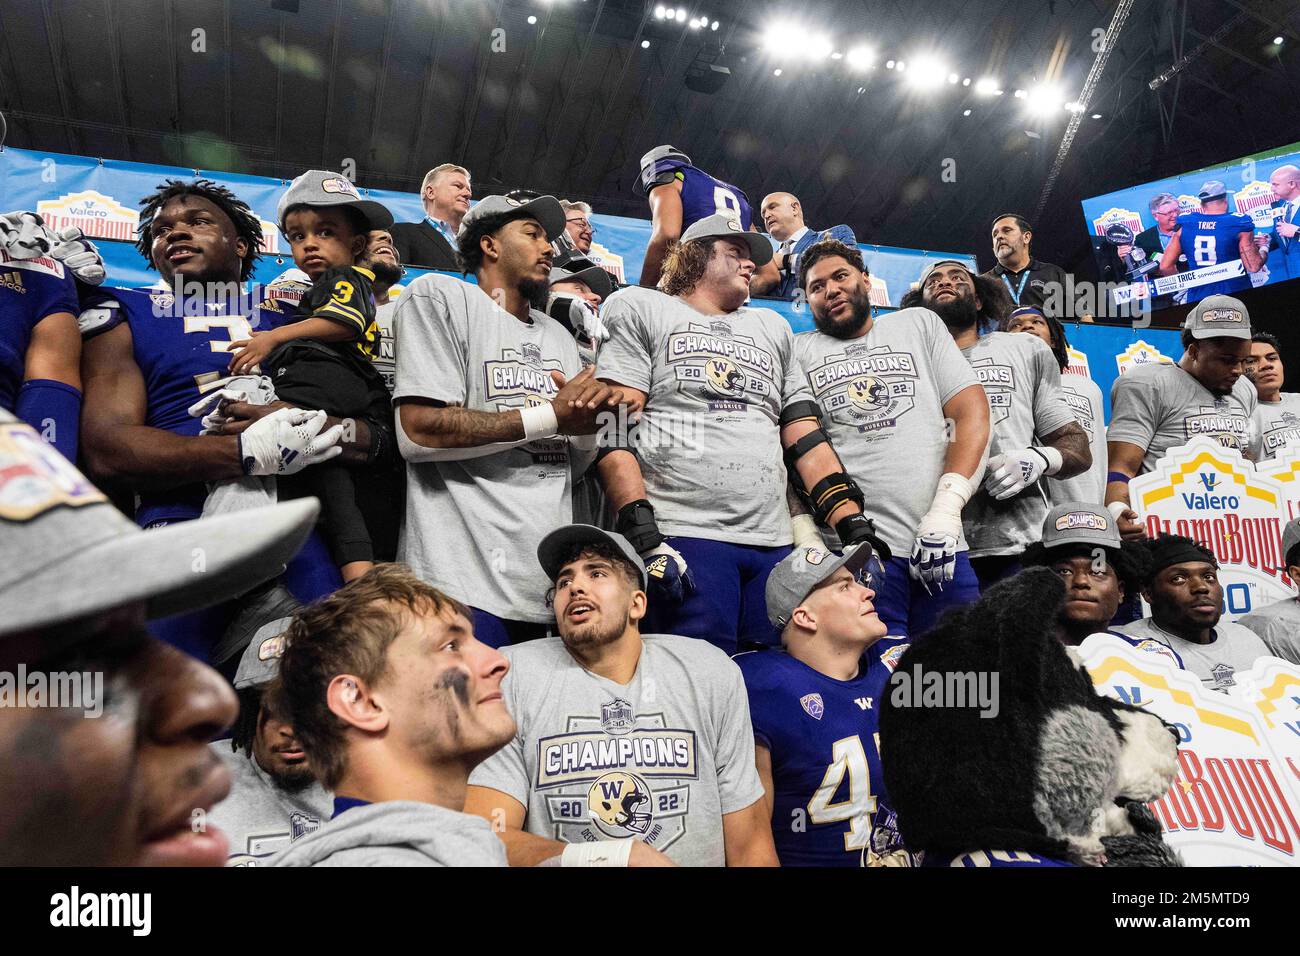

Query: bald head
[[1271, 165, 1300, 203], [761, 192, 804, 241]]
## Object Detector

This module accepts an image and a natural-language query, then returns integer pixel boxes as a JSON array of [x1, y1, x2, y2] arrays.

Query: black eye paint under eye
[[436, 668, 470, 707]]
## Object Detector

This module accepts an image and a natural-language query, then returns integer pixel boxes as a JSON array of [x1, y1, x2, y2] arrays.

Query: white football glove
[[548, 293, 607, 345], [984, 447, 1060, 501], [0, 211, 54, 260], [49, 226, 106, 285], [642, 541, 689, 576], [188, 376, 277, 434], [237, 407, 343, 476], [909, 473, 974, 593]]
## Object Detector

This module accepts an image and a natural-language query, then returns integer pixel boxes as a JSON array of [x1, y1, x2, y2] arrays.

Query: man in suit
[[1266, 164, 1300, 281], [389, 164, 472, 271], [751, 191, 856, 298], [1131, 193, 1184, 267]]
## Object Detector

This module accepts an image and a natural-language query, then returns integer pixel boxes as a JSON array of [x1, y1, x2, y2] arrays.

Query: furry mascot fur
[[878, 567, 1182, 867]]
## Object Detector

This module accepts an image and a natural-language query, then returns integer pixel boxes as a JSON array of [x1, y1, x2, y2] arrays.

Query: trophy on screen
[[1104, 223, 1158, 281]]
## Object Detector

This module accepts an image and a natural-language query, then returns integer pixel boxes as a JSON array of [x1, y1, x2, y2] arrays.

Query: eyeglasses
[[566, 217, 595, 235]]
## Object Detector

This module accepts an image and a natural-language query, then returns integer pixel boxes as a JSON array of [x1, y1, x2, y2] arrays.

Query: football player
[[1021, 502, 1181, 665], [637, 144, 779, 290], [906, 261, 1091, 590], [1158, 181, 1264, 303], [209, 616, 332, 866], [1238, 517, 1300, 663], [78, 179, 351, 662], [0, 213, 106, 460], [597, 216, 890, 654], [464, 524, 776, 866], [1116, 535, 1269, 693], [0, 408, 318, 865], [1002, 306, 1108, 505], [1106, 296, 1257, 541], [796, 239, 989, 637], [393, 193, 623, 648], [1243, 331, 1300, 462], [735, 544, 916, 866], [270, 566, 514, 867]]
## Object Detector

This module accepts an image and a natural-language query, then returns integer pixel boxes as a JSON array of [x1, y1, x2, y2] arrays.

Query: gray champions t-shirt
[[393, 273, 583, 622], [1117, 617, 1270, 693], [207, 744, 333, 866], [597, 286, 813, 546], [793, 307, 981, 556], [1047, 371, 1108, 507], [1237, 597, 1300, 663], [1108, 363, 1257, 474], [1251, 392, 1300, 462], [468, 634, 766, 866], [960, 331, 1077, 557]]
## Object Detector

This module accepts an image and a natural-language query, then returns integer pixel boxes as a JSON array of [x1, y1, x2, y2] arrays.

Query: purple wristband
[[1106, 471, 1131, 485]]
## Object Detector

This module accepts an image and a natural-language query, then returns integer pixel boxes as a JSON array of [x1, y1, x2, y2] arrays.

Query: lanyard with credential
[[1001, 269, 1030, 306]]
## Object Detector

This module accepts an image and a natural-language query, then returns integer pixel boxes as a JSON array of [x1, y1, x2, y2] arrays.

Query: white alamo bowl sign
[[1081, 635, 1300, 866], [1129, 437, 1296, 621]]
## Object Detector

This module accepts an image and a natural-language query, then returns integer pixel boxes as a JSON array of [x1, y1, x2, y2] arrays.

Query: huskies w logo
[[854, 697, 873, 710], [599, 780, 624, 800]]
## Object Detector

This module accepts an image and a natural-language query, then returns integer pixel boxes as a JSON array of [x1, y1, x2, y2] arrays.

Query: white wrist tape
[[929, 472, 975, 518], [520, 402, 559, 441], [1035, 445, 1064, 475], [1107, 500, 1132, 522], [790, 513, 822, 549], [560, 837, 634, 867]]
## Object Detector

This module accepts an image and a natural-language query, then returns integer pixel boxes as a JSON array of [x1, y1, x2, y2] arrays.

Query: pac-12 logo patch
[[600, 698, 636, 736], [588, 771, 653, 836], [800, 693, 825, 720]]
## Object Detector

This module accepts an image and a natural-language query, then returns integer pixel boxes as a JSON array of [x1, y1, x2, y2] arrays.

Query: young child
[[227, 170, 400, 582]]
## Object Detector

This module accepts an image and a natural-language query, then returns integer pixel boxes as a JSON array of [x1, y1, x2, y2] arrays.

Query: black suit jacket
[[1134, 225, 1183, 271], [390, 220, 460, 271]]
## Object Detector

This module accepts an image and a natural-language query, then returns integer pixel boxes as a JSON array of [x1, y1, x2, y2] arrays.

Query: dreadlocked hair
[[229, 686, 264, 756], [136, 178, 264, 280]]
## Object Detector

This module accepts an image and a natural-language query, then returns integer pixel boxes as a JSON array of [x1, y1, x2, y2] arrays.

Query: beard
[[366, 259, 403, 288], [519, 276, 550, 311], [813, 285, 872, 338], [925, 288, 979, 331], [559, 607, 629, 656], [267, 758, 318, 794]]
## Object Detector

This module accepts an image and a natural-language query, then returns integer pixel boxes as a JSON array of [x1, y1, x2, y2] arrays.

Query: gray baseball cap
[[277, 169, 394, 231], [1040, 502, 1122, 550], [1282, 518, 1300, 568], [537, 524, 647, 590], [679, 213, 774, 267], [458, 193, 566, 244], [765, 544, 875, 630], [1183, 294, 1251, 340], [233, 616, 295, 690], [919, 258, 976, 287], [0, 411, 320, 637], [549, 257, 613, 300], [1197, 180, 1228, 201]]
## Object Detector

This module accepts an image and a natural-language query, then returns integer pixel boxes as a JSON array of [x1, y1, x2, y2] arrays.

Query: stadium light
[[712, 20, 719, 30], [905, 56, 945, 88], [1274, 35, 1284, 45], [1025, 84, 1063, 115], [641, 39, 650, 48], [1013, 88, 1026, 98], [885, 59, 896, 70], [1064, 101, 1084, 113], [762, 22, 794, 56], [689, 17, 701, 28], [831, 51, 843, 60], [947, 72, 959, 84], [773, 68, 783, 76], [1091, 112, 1102, 119], [806, 37, 833, 60], [975, 77, 1000, 95], [675, 7, 686, 22], [846, 46, 874, 70], [654, 4, 665, 18], [961, 77, 971, 86], [963, 109, 972, 116], [895, 60, 906, 72]]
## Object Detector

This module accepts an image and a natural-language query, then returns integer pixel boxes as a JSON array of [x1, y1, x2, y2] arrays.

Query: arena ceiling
[[2, 0, 1299, 274]]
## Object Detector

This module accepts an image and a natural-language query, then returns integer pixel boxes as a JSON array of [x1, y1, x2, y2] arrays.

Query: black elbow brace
[[807, 472, 866, 527]]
